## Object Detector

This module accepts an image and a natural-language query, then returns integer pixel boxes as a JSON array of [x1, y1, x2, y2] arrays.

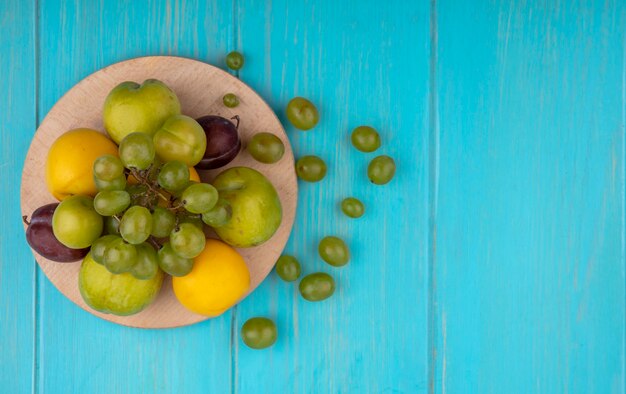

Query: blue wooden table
[[1, 1, 624, 393]]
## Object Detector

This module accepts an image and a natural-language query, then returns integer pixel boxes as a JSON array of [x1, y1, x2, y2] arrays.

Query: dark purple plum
[[24, 203, 89, 262], [195, 115, 241, 170]]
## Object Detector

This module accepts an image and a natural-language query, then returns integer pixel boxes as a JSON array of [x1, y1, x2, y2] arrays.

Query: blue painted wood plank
[[0, 0, 36, 392], [36, 1, 234, 393], [433, 1, 625, 392], [234, 1, 430, 392]]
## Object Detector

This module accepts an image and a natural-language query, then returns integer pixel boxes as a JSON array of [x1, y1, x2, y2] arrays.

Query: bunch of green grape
[[90, 132, 230, 279]]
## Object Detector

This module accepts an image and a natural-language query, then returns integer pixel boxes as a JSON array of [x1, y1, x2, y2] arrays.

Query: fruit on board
[[46, 128, 118, 200], [286, 97, 319, 130], [24, 203, 89, 262], [299, 273, 336, 301], [173, 239, 250, 316], [153, 115, 207, 166], [241, 317, 278, 349], [211, 167, 282, 247], [79, 253, 164, 316], [52, 195, 103, 249], [195, 115, 241, 170], [103, 79, 181, 144]]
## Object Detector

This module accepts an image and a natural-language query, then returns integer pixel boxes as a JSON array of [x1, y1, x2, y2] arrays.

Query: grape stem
[[129, 167, 169, 203], [147, 236, 161, 250], [231, 115, 240, 129], [22, 215, 30, 226]]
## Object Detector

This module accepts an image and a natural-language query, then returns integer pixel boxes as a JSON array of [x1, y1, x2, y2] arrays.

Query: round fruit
[[173, 239, 250, 316], [153, 115, 207, 166], [119, 132, 155, 170], [150, 207, 176, 238], [103, 238, 137, 274], [286, 97, 319, 130], [79, 253, 164, 316], [223, 93, 240, 108], [368, 155, 396, 185], [157, 161, 189, 192], [170, 222, 206, 259], [94, 174, 127, 192], [90, 234, 120, 264], [103, 79, 181, 144], [52, 195, 103, 249], [212, 167, 282, 248], [131, 243, 160, 280], [93, 155, 124, 181], [318, 236, 350, 267], [341, 197, 365, 218], [182, 183, 218, 214], [248, 133, 285, 164], [103, 216, 120, 235], [225, 51, 244, 70], [296, 155, 327, 182], [119, 206, 152, 245], [201, 199, 232, 228], [46, 128, 118, 200], [188, 166, 201, 182], [275, 255, 301, 282], [195, 115, 241, 170], [24, 203, 89, 262], [93, 190, 130, 216], [158, 242, 194, 277], [351, 126, 381, 152], [299, 273, 335, 301], [241, 317, 277, 349]]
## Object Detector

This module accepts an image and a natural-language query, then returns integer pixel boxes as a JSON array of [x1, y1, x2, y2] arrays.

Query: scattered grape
[[248, 133, 284, 164], [318, 236, 350, 267], [351, 126, 381, 153], [367, 155, 396, 185], [275, 255, 301, 282], [299, 273, 335, 301], [286, 97, 319, 130], [296, 155, 327, 182], [341, 197, 365, 218], [223, 93, 240, 108], [241, 317, 277, 349], [225, 51, 244, 70]]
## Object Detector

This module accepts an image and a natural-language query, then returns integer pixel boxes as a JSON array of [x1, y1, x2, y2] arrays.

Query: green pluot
[[52, 195, 103, 249], [79, 253, 164, 316], [103, 79, 181, 144], [153, 115, 207, 166], [212, 167, 282, 247]]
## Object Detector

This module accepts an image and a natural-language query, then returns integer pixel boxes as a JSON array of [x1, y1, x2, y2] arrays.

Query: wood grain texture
[[21, 56, 297, 328], [433, 1, 625, 392], [0, 0, 36, 392], [234, 1, 430, 393]]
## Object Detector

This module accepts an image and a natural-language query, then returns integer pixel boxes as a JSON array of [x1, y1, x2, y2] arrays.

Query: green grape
[[248, 133, 285, 164], [104, 238, 138, 274], [93, 154, 124, 181], [351, 126, 381, 153], [103, 216, 120, 235], [126, 184, 158, 207], [158, 242, 194, 277], [318, 236, 350, 267], [90, 235, 120, 264], [367, 155, 396, 185], [119, 132, 155, 170], [93, 190, 131, 216], [296, 155, 327, 182], [225, 51, 244, 70], [119, 206, 153, 244], [223, 93, 240, 108], [157, 160, 190, 192], [299, 273, 335, 301], [94, 174, 126, 191], [201, 199, 232, 228], [131, 243, 160, 280], [178, 211, 205, 231], [241, 317, 278, 349], [151, 207, 176, 238], [275, 255, 301, 282], [170, 222, 206, 259], [286, 97, 319, 130], [182, 183, 218, 214], [341, 197, 365, 218]]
